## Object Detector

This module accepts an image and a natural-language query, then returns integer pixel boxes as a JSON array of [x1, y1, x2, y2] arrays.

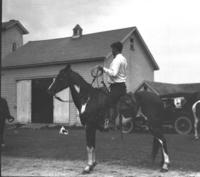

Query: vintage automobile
[[122, 93, 194, 135]]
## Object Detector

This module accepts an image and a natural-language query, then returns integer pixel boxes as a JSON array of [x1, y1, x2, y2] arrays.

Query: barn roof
[[136, 81, 200, 97], [2, 26, 159, 70], [2, 19, 29, 34]]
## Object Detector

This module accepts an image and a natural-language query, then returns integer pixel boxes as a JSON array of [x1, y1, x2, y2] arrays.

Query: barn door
[[53, 88, 69, 123], [17, 80, 31, 123], [32, 78, 53, 123]]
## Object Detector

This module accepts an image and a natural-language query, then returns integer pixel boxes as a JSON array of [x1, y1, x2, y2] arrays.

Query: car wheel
[[174, 115, 192, 135], [122, 116, 134, 134]]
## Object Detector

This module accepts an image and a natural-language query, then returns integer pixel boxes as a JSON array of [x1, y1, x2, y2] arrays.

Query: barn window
[[130, 37, 134, 50], [12, 42, 17, 52]]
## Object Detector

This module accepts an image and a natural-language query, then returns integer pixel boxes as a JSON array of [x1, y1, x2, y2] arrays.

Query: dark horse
[[48, 64, 170, 173], [0, 97, 14, 147]]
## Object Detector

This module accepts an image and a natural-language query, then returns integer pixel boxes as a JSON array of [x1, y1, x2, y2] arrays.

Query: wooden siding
[[17, 80, 31, 123], [53, 88, 69, 123], [1, 27, 23, 58]]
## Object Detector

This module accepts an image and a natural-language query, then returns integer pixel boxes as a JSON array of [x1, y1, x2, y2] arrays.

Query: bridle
[[53, 66, 107, 102]]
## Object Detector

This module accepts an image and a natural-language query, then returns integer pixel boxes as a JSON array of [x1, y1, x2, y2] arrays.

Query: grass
[[2, 127, 200, 172]]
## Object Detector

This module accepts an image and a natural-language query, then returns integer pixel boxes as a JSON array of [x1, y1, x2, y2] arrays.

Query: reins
[[54, 95, 70, 102], [90, 66, 110, 95], [90, 66, 105, 87]]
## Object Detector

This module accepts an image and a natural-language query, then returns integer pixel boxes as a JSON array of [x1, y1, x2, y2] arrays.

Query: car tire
[[122, 116, 134, 134], [174, 115, 192, 135]]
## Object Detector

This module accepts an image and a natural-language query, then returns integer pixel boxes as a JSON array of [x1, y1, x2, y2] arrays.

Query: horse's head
[[48, 64, 72, 96]]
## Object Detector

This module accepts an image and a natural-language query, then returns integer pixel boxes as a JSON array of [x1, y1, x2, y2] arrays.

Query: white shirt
[[103, 54, 127, 84]]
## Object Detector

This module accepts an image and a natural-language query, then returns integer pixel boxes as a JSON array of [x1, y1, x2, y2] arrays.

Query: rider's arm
[[103, 58, 120, 77]]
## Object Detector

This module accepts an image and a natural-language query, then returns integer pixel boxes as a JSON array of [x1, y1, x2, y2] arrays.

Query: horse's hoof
[[160, 168, 168, 173], [160, 163, 169, 173], [160, 168, 169, 173], [82, 164, 93, 174], [82, 170, 90, 174], [82, 169, 91, 174]]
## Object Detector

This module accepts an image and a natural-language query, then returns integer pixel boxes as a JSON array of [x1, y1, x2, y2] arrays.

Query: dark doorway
[[32, 78, 53, 123]]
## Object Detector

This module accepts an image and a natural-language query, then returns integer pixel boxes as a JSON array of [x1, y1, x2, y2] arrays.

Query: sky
[[3, 0, 200, 84]]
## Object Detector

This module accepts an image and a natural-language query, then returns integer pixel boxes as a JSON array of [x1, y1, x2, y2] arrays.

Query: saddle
[[118, 92, 138, 117]]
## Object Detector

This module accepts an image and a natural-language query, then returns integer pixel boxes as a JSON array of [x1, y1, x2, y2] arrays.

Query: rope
[[90, 66, 109, 93], [90, 66, 104, 87], [90, 65, 103, 78]]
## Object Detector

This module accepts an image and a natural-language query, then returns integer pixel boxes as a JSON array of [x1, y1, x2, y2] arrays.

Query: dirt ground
[[2, 126, 200, 177], [2, 156, 200, 177]]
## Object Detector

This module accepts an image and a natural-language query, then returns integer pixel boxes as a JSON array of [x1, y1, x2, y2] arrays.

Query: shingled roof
[[137, 81, 200, 97], [2, 26, 158, 69], [2, 19, 29, 34]]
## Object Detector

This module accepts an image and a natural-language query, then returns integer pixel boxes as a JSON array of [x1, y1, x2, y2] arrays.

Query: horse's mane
[[70, 69, 93, 90], [71, 69, 109, 95]]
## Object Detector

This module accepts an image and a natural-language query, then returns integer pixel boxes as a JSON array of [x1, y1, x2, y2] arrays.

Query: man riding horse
[[48, 41, 170, 173], [98, 41, 127, 129]]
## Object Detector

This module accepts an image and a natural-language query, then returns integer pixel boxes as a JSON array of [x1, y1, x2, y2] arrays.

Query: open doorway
[[32, 78, 53, 123]]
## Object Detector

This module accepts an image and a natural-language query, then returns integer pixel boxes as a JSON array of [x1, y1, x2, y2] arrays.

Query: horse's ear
[[64, 64, 71, 70]]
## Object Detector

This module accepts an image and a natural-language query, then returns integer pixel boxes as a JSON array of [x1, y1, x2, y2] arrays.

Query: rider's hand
[[97, 65, 104, 73]]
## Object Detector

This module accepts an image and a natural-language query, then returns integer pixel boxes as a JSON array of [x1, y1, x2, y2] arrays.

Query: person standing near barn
[[0, 97, 14, 147], [98, 41, 128, 129]]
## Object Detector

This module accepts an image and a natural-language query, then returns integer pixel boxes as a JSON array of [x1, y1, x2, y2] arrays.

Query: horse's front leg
[[82, 124, 97, 174]]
